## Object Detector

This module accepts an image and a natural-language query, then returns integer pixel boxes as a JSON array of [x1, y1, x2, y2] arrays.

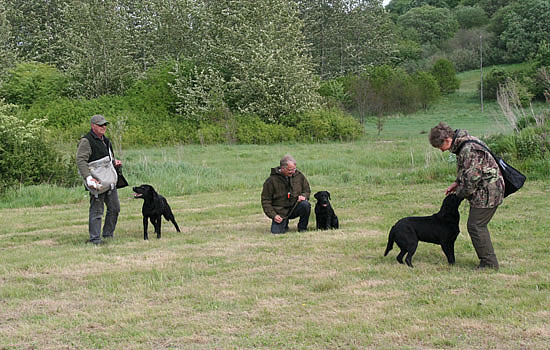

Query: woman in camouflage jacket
[[429, 122, 504, 270]]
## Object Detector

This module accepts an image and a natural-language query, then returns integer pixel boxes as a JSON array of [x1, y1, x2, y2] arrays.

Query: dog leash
[[283, 199, 300, 222]]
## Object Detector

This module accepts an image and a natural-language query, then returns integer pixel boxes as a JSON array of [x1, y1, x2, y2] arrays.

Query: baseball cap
[[90, 114, 109, 125]]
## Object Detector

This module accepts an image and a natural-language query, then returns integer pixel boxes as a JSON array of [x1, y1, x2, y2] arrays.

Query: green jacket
[[261, 167, 310, 219], [451, 129, 504, 208]]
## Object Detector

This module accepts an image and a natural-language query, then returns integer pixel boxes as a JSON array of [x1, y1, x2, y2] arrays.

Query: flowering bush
[[0, 107, 77, 192]]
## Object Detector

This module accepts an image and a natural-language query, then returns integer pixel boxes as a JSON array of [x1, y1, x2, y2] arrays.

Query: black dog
[[314, 191, 339, 230], [133, 184, 181, 240], [384, 194, 464, 267]]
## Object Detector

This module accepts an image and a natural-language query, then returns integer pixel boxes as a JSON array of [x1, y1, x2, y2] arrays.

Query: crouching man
[[261, 154, 311, 234]]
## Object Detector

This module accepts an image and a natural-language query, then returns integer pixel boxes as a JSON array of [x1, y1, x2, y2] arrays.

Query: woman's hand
[[445, 182, 458, 195]]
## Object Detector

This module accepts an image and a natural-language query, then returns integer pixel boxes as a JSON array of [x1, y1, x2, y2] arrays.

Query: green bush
[[318, 79, 350, 109], [172, 63, 228, 123], [0, 62, 69, 107], [516, 116, 537, 131], [16, 87, 193, 147], [485, 123, 550, 161], [480, 68, 508, 100], [532, 41, 550, 68], [348, 66, 421, 119], [533, 67, 550, 101], [447, 48, 479, 72], [0, 111, 77, 193], [234, 114, 299, 144], [125, 59, 180, 116], [512, 79, 535, 107], [484, 133, 518, 161], [398, 5, 459, 48], [480, 68, 534, 105], [496, 0, 550, 63], [395, 39, 423, 64], [454, 6, 489, 29], [295, 109, 362, 142], [196, 122, 227, 145], [431, 59, 460, 94], [514, 126, 550, 160], [18, 95, 132, 141], [411, 71, 440, 109]]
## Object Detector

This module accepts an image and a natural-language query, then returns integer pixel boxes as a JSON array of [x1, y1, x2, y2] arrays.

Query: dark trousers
[[89, 189, 120, 243], [467, 206, 499, 268], [271, 200, 311, 234]]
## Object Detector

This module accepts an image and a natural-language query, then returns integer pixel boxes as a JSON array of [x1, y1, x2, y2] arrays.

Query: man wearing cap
[[76, 114, 122, 245]]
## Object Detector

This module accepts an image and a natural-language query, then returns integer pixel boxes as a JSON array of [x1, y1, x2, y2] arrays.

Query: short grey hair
[[280, 154, 296, 168]]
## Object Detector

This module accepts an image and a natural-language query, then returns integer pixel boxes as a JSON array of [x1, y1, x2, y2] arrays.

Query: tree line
[[1, 0, 549, 191], [0, 0, 548, 138]]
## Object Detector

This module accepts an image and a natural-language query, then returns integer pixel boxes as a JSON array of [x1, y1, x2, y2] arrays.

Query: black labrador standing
[[314, 191, 339, 230], [133, 184, 181, 240], [384, 194, 464, 267]]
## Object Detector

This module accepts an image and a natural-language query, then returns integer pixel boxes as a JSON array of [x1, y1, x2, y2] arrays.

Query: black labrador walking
[[133, 184, 181, 240]]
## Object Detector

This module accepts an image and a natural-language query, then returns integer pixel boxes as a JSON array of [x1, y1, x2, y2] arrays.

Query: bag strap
[[456, 139, 499, 163]]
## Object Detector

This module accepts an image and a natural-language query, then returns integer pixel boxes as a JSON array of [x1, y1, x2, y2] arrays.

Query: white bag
[[87, 155, 118, 195]]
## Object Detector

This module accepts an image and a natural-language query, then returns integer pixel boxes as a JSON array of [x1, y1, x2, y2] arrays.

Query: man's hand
[[274, 215, 283, 223], [297, 195, 306, 202], [114, 159, 122, 167], [86, 176, 101, 189]]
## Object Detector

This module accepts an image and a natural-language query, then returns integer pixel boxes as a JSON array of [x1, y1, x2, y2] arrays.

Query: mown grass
[[1, 70, 549, 349], [2, 180, 549, 349]]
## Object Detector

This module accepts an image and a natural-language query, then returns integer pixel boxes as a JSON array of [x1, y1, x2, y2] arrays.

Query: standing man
[[429, 122, 504, 269], [76, 114, 122, 245], [261, 154, 311, 234]]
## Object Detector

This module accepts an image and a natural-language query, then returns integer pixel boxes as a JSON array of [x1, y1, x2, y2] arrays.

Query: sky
[[383, 0, 391, 6]]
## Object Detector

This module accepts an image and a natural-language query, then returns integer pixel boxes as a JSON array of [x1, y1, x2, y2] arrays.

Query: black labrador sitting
[[133, 184, 181, 240], [314, 191, 339, 230], [384, 194, 464, 267]]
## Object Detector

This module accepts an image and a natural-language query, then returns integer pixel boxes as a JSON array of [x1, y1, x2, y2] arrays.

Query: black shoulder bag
[[457, 140, 526, 198], [115, 165, 129, 189]]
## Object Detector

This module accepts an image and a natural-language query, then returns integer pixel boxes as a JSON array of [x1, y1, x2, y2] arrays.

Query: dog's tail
[[163, 210, 181, 232], [384, 226, 395, 256], [171, 219, 181, 232]]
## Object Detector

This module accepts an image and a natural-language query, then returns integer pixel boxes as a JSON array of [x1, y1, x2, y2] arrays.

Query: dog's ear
[[327, 191, 331, 200], [314, 192, 320, 199]]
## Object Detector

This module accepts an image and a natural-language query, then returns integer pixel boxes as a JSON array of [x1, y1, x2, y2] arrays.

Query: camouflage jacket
[[450, 129, 504, 208]]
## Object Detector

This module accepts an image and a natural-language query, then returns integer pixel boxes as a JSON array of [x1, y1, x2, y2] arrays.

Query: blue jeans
[[271, 200, 311, 234], [89, 189, 120, 243]]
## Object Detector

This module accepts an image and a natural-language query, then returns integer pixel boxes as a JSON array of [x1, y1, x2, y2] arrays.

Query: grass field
[[1, 71, 549, 349]]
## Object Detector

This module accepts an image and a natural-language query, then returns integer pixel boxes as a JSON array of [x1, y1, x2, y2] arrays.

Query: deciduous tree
[[194, 0, 320, 122], [497, 0, 550, 63], [398, 5, 459, 48], [298, 0, 396, 78]]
